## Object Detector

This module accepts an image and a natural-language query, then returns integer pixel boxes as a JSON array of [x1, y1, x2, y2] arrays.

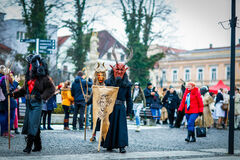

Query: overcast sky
[[1, 0, 240, 50]]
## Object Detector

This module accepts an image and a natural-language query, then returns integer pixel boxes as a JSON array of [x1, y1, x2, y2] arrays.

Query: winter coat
[[235, 93, 240, 116], [131, 87, 146, 106], [202, 92, 214, 127], [178, 87, 204, 114], [46, 95, 57, 111], [162, 91, 180, 110], [71, 76, 92, 104], [61, 88, 74, 106], [144, 87, 154, 106]]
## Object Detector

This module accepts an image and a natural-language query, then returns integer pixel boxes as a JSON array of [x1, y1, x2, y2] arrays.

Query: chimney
[[209, 43, 213, 49], [0, 12, 6, 22]]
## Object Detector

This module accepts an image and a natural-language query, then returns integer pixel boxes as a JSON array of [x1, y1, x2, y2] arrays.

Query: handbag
[[196, 115, 206, 137], [140, 107, 152, 119], [221, 104, 228, 111]]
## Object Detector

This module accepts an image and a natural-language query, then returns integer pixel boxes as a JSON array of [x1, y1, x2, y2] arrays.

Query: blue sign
[[39, 39, 55, 49], [39, 49, 52, 54]]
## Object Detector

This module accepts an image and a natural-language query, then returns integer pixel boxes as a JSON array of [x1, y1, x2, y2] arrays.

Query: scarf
[[185, 92, 191, 111], [27, 79, 36, 94], [133, 88, 139, 101]]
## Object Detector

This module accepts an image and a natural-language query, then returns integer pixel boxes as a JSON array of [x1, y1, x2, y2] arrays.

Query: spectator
[[215, 88, 224, 129], [71, 71, 92, 130], [178, 82, 203, 142], [61, 80, 74, 130], [223, 88, 230, 129], [151, 87, 162, 124], [235, 88, 240, 130], [131, 82, 146, 132], [163, 86, 180, 128]]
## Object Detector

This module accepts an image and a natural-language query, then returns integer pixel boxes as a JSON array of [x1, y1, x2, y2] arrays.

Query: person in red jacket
[[178, 82, 203, 142]]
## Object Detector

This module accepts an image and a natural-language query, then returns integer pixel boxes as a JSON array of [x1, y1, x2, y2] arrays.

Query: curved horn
[[112, 43, 118, 64], [102, 62, 108, 71], [125, 48, 133, 64], [96, 62, 100, 69]]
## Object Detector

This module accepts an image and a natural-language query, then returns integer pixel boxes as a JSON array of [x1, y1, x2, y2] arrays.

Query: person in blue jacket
[[71, 71, 92, 130]]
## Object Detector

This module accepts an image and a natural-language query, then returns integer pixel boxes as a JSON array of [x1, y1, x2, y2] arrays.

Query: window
[[172, 70, 178, 82], [211, 67, 217, 81], [197, 68, 203, 81], [121, 54, 124, 61], [162, 70, 166, 81], [107, 52, 111, 60], [226, 65, 230, 80], [16, 31, 25, 40], [184, 69, 190, 81]]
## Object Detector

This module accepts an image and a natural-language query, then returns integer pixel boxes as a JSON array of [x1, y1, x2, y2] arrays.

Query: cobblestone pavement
[[0, 121, 240, 159]]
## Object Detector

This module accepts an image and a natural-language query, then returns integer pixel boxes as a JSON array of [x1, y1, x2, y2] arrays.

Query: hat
[[169, 85, 173, 89], [147, 82, 152, 86], [134, 82, 140, 86]]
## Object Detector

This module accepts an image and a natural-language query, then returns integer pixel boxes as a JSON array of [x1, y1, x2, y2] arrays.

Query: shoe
[[119, 147, 126, 153], [135, 126, 140, 132], [156, 120, 160, 124], [48, 127, 54, 130], [73, 127, 77, 130], [107, 148, 112, 151], [90, 136, 96, 142], [169, 125, 174, 128], [190, 131, 196, 142], [32, 131, 42, 152], [15, 128, 20, 134], [185, 131, 191, 142], [23, 135, 35, 154], [64, 127, 70, 130], [42, 126, 46, 130], [79, 128, 84, 131], [3, 132, 14, 137]]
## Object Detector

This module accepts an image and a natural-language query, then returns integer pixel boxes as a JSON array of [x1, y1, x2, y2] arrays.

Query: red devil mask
[[110, 63, 128, 79]]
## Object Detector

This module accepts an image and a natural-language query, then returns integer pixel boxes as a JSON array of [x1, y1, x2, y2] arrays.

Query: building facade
[[150, 43, 240, 89]]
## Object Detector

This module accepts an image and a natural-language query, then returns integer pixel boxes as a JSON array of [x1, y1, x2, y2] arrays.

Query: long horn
[[111, 43, 118, 64], [125, 48, 133, 64], [96, 62, 100, 69], [102, 62, 108, 72]]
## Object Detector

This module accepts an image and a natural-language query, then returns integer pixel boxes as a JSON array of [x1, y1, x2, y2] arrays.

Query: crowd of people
[[1, 53, 240, 153]]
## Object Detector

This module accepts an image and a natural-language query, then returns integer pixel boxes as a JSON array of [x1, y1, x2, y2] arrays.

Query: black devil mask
[[27, 54, 48, 79]]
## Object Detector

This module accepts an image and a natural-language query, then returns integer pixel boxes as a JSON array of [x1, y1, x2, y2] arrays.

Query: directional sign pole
[[36, 38, 39, 55]]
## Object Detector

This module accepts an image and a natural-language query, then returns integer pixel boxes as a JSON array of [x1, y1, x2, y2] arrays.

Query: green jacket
[[131, 87, 146, 107]]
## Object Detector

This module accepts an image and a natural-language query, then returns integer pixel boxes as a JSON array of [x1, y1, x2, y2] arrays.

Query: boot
[[185, 131, 191, 142], [190, 131, 196, 142], [23, 135, 35, 153], [119, 147, 126, 153], [32, 131, 42, 152], [15, 128, 20, 134]]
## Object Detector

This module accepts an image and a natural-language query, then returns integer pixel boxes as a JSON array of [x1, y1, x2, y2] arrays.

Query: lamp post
[[228, 0, 237, 155]]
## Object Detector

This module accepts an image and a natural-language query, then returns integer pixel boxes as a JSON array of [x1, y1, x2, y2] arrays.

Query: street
[[0, 121, 240, 159]]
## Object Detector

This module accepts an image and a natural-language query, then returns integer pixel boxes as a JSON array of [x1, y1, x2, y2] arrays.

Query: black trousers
[[41, 110, 52, 128], [167, 108, 175, 126], [72, 103, 85, 129], [174, 110, 185, 128]]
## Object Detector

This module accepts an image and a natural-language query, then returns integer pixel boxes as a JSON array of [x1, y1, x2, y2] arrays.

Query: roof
[[0, 43, 11, 52], [97, 30, 126, 58], [157, 45, 187, 53], [58, 35, 71, 48]]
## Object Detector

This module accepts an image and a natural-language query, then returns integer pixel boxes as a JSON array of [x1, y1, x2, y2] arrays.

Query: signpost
[[20, 38, 55, 54]]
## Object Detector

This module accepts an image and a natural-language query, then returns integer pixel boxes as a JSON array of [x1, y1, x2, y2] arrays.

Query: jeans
[[186, 113, 199, 132], [234, 115, 240, 129], [42, 110, 53, 128], [151, 108, 161, 120], [73, 102, 85, 129], [86, 105, 91, 127], [62, 105, 70, 127]]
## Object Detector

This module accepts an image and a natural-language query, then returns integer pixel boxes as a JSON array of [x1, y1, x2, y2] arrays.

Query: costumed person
[[61, 80, 74, 130], [131, 82, 146, 132], [215, 88, 224, 129], [0, 65, 7, 136], [178, 82, 203, 142], [222, 88, 230, 129], [200, 86, 214, 128], [101, 46, 133, 153], [12, 55, 55, 153], [88, 62, 108, 142]]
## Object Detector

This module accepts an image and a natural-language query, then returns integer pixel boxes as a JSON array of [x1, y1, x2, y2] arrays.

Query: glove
[[7, 92, 14, 97], [199, 112, 203, 116]]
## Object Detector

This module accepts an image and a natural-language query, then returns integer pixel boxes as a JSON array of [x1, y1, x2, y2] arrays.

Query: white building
[[0, 12, 58, 73]]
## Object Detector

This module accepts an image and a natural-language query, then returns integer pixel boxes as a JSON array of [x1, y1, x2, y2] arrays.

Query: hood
[[74, 76, 82, 82]]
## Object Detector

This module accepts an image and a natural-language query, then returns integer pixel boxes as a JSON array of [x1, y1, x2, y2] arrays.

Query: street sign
[[39, 49, 52, 54], [39, 39, 55, 49], [20, 39, 36, 43], [39, 45, 53, 50]]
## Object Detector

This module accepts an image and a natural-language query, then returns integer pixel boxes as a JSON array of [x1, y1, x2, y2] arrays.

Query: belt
[[115, 100, 124, 105], [25, 95, 36, 100]]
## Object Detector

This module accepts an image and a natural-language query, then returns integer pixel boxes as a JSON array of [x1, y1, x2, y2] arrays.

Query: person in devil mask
[[12, 54, 55, 153], [101, 47, 133, 153]]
